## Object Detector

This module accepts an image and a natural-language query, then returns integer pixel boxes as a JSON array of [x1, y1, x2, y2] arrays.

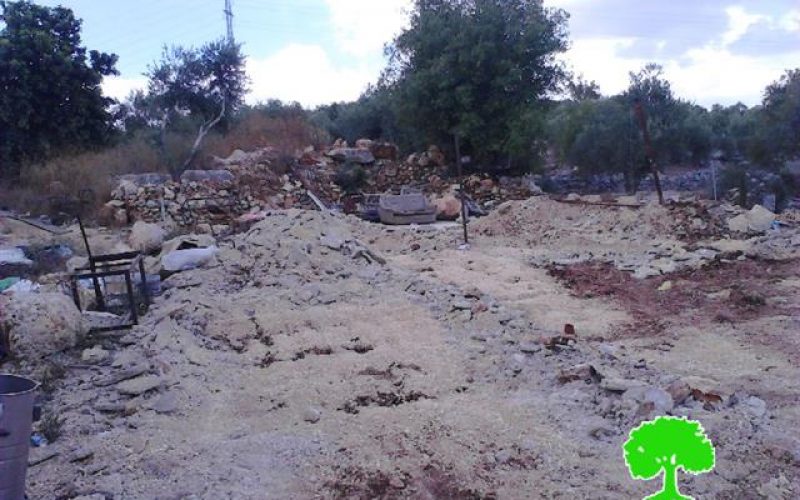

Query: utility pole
[[224, 0, 235, 44]]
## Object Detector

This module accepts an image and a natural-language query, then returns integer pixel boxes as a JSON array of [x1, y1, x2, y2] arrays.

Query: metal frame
[[69, 251, 149, 333]]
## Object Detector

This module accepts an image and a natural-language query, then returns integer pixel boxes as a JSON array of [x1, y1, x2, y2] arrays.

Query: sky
[[31, 0, 800, 108]]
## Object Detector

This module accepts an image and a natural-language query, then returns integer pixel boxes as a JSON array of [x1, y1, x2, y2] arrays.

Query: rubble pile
[[108, 175, 250, 228], [4, 183, 800, 497], [365, 146, 449, 194], [474, 195, 799, 278], [103, 142, 550, 228]]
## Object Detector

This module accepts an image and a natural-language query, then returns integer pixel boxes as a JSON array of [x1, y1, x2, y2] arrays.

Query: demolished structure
[[1, 140, 799, 498]]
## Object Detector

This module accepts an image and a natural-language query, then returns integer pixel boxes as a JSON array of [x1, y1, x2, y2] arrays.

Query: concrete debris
[[728, 204, 776, 234], [116, 375, 163, 396], [433, 194, 462, 221], [81, 346, 110, 365], [150, 392, 179, 414], [161, 246, 219, 272]]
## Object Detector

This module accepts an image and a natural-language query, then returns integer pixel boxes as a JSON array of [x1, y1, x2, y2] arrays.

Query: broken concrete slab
[[116, 375, 163, 396]]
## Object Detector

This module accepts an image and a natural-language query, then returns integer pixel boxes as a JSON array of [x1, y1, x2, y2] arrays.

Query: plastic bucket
[[0, 374, 39, 500]]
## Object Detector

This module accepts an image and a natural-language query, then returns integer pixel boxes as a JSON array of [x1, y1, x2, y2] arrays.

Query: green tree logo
[[623, 416, 716, 500]]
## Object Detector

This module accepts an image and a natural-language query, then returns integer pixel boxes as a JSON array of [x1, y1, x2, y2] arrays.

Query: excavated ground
[[10, 199, 800, 499]]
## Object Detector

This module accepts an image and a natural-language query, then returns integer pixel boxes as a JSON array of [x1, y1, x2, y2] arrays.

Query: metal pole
[[455, 133, 468, 245], [78, 215, 106, 311], [712, 161, 718, 201]]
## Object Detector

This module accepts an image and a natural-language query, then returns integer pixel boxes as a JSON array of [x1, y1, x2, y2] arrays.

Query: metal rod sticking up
[[455, 133, 469, 245]]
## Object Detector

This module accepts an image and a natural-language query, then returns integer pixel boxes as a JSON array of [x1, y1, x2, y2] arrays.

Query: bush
[[335, 163, 367, 194], [720, 164, 749, 206]]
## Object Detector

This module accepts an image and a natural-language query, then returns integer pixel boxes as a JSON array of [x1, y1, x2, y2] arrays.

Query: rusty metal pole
[[455, 133, 468, 245], [76, 189, 106, 311], [633, 100, 665, 205], [77, 214, 106, 311]]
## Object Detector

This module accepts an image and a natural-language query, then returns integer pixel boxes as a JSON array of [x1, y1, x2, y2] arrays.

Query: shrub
[[335, 163, 367, 194]]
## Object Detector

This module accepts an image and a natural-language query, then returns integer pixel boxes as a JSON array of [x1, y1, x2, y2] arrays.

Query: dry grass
[[3, 113, 329, 217], [7, 138, 164, 216], [199, 113, 330, 166]]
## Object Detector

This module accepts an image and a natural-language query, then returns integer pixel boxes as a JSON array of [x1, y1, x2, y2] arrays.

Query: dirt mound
[[474, 197, 724, 245]]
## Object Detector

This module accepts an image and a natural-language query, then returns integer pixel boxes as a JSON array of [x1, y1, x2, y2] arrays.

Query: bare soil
[[5, 199, 799, 499]]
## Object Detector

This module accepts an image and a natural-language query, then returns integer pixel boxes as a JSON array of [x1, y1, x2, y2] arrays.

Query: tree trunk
[[180, 99, 226, 177]]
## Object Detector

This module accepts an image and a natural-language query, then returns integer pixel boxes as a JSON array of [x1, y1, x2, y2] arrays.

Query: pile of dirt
[[474, 196, 726, 246], [471, 196, 800, 279]]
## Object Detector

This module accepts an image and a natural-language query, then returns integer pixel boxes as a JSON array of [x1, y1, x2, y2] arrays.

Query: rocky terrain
[[1, 193, 799, 499]]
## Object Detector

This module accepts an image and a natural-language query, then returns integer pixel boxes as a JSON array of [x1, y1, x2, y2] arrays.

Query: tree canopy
[[546, 64, 720, 191], [124, 39, 248, 177], [0, 0, 118, 175], [385, 0, 569, 168], [759, 69, 800, 164]]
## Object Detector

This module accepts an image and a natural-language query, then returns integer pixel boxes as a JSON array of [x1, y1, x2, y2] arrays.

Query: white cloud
[[561, 37, 646, 94], [721, 6, 767, 46], [664, 47, 799, 105], [246, 44, 377, 107], [324, 0, 412, 56], [557, 4, 800, 106], [780, 9, 800, 32], [102, 76, 147, 102]]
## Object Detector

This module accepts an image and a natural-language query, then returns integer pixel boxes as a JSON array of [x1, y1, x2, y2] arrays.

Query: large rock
[[128, 221, 166, 254], [325, 148, 375, 165], [728, 204, 775, 234], [1, 292, 85, 360], [433, 195, 462, 221]]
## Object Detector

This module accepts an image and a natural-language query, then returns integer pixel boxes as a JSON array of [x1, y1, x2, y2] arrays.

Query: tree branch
[[180, 98, 226, 175]]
